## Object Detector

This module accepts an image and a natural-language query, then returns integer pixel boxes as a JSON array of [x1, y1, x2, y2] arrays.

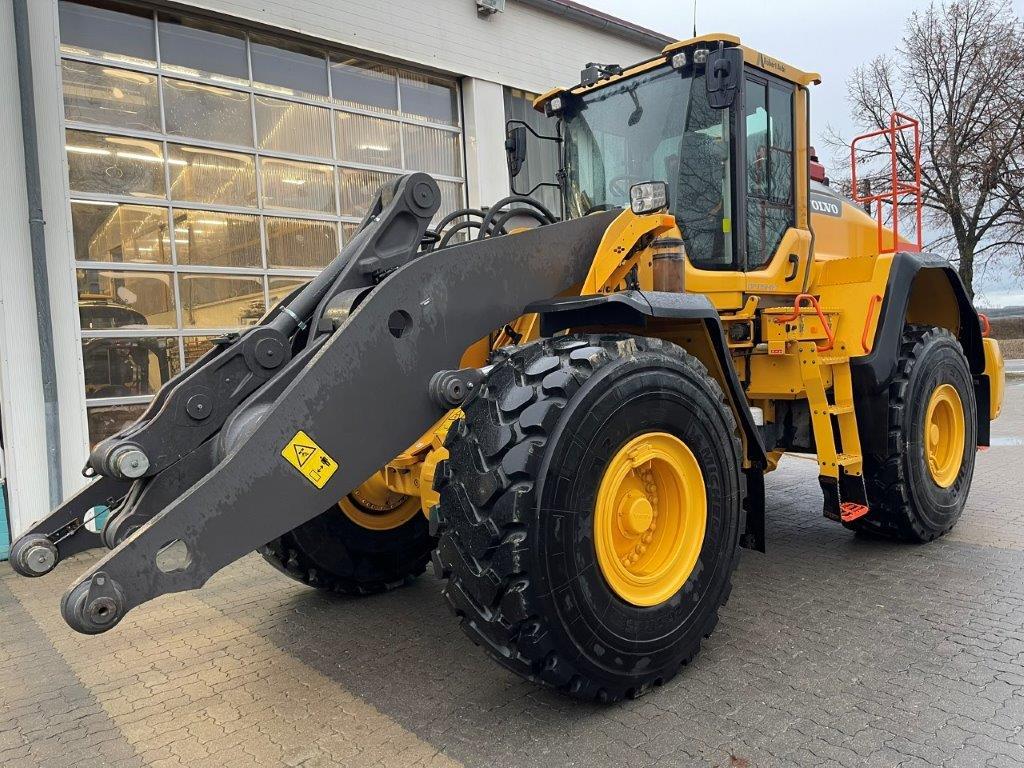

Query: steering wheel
[[607, 174, 645, 199]]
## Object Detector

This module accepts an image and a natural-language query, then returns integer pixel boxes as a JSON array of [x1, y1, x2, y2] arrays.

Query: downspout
[[13, 0, 63, 507]]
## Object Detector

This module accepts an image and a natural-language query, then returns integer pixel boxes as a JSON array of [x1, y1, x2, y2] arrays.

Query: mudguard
[[852, 252, 989, 452], [527, 290, 767, 467]]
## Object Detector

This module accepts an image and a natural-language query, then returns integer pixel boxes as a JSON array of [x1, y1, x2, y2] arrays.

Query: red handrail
[[850, 112, 923, 255], [774, 293, 835, 352], [861, 294, 883, 352]]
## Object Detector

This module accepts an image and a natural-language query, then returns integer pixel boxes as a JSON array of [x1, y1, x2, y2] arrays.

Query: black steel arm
[[9, 173, 439, 579], [57, 189, 617, 632]]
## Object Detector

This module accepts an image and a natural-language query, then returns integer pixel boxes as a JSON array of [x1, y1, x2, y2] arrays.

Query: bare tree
[[838, 0, 1024, 298]]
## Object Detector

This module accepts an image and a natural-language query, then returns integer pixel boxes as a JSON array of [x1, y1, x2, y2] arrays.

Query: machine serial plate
[[281, 430, 338, 489]]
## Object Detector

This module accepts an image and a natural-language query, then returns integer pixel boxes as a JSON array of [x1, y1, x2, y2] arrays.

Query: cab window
[[745, 76, 794, 268]]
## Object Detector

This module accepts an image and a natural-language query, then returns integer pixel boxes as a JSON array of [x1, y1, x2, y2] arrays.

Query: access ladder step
[[827, 403, 855, 415], [840, 502, 870, 523], [835, 453, 862, 471]]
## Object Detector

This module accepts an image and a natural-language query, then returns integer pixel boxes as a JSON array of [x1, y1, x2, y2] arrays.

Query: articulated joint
[[428, 368, 486, 409]]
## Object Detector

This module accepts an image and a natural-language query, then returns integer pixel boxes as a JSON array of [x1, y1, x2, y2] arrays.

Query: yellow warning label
[[282, 430, 338, 489]]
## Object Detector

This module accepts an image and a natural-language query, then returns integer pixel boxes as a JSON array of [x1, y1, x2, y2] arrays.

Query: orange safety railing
[[774, 293, 835, 352], [850, 111, 923, 254]]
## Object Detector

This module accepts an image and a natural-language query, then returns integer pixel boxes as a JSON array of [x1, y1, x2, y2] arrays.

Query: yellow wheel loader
[[11, 34, 1006, 702]]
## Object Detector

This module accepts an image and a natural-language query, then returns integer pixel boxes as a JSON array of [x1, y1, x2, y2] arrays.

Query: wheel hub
[[594, 432, 707, 607], [339, 472, 421, 531], [924, 383, 965, 488]]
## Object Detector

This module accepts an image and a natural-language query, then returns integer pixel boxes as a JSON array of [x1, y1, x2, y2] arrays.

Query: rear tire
[[261, 500, 433, 595], [853, 325, 977, 542], [432, 334, 743, 701]]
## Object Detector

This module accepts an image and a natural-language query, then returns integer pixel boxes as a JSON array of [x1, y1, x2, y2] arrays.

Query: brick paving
[[2, 385, 1023, 767]]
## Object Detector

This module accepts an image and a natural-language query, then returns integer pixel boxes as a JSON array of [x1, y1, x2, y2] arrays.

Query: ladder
[[767, 293, 870, 523]]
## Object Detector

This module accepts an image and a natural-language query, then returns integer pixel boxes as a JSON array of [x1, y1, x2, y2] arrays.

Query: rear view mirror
[[505, 124, 527, 178], [706, 47, 743, 109]]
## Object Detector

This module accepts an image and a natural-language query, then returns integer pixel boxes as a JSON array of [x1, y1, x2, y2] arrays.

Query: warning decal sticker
[[282, 430, 338, 489]]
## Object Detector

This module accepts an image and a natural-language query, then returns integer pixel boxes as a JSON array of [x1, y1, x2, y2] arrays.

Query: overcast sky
[[581, 0, 1024, 303]]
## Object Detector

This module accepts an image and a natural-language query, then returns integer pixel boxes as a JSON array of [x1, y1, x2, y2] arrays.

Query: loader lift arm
[[12, 174, 439, 578], [35, 173, 618, 634]]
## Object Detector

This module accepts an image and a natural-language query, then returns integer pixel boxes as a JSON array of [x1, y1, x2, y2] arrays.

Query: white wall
[[185, 0, 662, 94], [462, 78, 511, 208], [0, 0, 52, 538], [28, 0, 93, 514]]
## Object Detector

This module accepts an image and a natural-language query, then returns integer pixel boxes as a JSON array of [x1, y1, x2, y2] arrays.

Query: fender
[[527, 290, 768, 468], [852, 252, 989, 452]]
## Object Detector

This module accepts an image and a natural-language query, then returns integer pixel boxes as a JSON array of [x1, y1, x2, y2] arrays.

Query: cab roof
[[533, 33, 821, 111]]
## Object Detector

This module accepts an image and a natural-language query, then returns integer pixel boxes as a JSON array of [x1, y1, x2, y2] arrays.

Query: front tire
[[433, 334, 743, 701], [854, 325, 978, 542]]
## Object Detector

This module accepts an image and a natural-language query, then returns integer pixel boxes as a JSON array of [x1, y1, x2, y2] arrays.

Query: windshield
[[563, 66, 733, 268]]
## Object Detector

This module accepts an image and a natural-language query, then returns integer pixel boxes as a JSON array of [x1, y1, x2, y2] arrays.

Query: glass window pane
[[77, 269, 176, 329], [437, 181, 465, 223], [83, 336, 179, 398], [255, 96, 331, 157], [339, 168, 399, 218], [66, 129, 166, 199], [71, 202, 171, 264], [62, 60, 159, 131], [330, 58, 398, 115], [158, 15, 248, 84], [59, 1, 156, 67], [265, 217, 337, 269], [172, 209, 261, 268], [335, 112, 401, 168], [250, 35, 328, 98], [399, 71, 457, 125], [268, 276, 310, 308], [341, 222, 360, 244], [87, 403, 148, 447], [163, 79, 253, 146], [167, 144, 257, 207], [260, 158, 336, 213], [183, 336, 216, 367], [178, 274, 265, 329], [402, 124, 461, 176]]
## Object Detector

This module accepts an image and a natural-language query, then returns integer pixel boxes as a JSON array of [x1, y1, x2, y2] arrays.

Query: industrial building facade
[[0, 0, 669, 552]]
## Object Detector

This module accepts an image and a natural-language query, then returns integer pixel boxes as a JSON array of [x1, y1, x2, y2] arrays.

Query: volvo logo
[[810, 197, 842, 217], [756, 53, 786, 74]]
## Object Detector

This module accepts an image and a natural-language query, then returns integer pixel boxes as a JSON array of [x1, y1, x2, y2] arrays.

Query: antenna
[[693, 0, 698, 37]]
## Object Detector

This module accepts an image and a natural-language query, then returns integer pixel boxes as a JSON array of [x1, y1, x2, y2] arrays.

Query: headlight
[[629, 181, 669, 215]]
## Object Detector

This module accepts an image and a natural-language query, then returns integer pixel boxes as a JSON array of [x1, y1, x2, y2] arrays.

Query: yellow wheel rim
[[594, 432, 707, 607], [924, 384, 965, 488], [339, 472, 421, 531]]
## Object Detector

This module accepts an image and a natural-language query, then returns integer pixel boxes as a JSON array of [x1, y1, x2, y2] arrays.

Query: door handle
[[784, 253, 800, 282]]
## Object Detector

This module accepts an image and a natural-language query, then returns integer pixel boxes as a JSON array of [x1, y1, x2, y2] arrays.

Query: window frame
[[57, 0, 468, 443], [739, 70, 796, 271]]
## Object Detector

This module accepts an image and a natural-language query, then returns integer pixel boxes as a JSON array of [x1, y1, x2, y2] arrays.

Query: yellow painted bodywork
[[983, 338, 1005, 420], [341, 34, 1003, 528], [534, 33, 820, 113]]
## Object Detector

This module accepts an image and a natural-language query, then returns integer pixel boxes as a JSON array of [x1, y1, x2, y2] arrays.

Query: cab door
[[740, 73, 812, 295], [684, 69, 812, 306]]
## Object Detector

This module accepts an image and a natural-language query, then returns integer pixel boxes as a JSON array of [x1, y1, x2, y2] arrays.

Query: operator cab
[[512, 34, 822, 304]]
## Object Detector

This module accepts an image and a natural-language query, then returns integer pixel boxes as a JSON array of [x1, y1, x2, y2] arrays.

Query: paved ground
[[2, 390, 1024, 768]]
